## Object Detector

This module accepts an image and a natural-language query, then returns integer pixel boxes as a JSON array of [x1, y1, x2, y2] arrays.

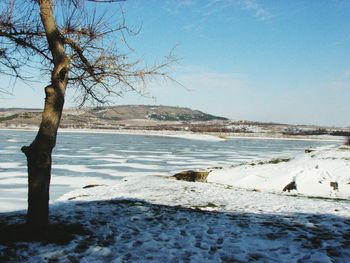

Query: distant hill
[[1, 105, 349, 136], [0, 108, 41, 112], [85, 105, 228, 121], [0, 105, 228, 128]]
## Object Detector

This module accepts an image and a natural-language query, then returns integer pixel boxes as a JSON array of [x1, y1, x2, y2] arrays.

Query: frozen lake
[[0, 129, 338, 212]]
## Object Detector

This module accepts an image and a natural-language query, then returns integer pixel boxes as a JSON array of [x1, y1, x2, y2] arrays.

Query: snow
[[1, 145, 350, 262], [0, 162, 24, 169], [208, 145, 350, 199], [58, 128, 227, 142]]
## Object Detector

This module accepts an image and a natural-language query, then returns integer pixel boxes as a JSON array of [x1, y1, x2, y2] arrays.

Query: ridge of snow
[[208, 145, 350, 199]]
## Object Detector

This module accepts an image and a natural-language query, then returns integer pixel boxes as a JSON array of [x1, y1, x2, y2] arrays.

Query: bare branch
[[0, 0, 177, 105]]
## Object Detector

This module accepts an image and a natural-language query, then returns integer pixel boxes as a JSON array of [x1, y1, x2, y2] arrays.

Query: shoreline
[[0, 126, 345, 142]]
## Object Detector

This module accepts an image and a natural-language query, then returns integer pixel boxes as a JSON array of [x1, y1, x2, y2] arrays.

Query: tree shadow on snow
[[0, 199, 350, 262]]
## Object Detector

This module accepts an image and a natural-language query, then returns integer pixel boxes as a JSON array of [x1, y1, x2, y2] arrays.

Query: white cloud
[[178, 0, 197, 7], [344, 69, 350, 78], [240, 0, 274, 22], [331, 80, 349, 91], [178, 67, 248, 91], [171, 0, 274, 33], [330, 70, 350, 90]]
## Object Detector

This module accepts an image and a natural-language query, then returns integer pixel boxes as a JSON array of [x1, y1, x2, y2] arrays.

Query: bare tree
[[0, 0, 174, 234]]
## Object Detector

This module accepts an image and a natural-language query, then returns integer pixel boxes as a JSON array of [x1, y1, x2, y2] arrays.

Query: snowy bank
[[0, 127, 226, 141], [1, 173, 349, 262], [208, 145, 350, 199], [1, 127, 346, 142], [1, 142, 350, 262]]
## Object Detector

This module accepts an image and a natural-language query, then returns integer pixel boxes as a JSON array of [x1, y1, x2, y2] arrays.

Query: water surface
[[0, 129, 337, 212]]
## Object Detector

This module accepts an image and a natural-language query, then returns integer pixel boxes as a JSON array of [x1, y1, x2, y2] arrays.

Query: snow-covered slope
[[1, 145, 350, 262], [209, 145, 350, 199]]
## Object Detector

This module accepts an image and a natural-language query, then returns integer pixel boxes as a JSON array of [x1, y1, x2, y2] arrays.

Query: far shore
[[0, 126, 346, 142]]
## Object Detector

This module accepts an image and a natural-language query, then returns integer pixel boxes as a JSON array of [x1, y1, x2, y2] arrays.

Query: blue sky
[[1, 0, 350, 126]]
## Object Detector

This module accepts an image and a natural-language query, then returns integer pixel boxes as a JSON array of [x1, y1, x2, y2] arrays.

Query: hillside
[[84, 105, 228, 121], [1, 105, 349, 138], [0, 105, 227, 129]]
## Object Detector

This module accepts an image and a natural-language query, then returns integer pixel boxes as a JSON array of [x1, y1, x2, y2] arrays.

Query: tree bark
[[21, 0, 69, 232]]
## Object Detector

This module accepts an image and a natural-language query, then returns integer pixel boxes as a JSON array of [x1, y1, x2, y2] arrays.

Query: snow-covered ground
[[0, 127, 226, 142], [209, 144, 350, 199], [1, 127, 346, 142], [1, 145, 350, 262]]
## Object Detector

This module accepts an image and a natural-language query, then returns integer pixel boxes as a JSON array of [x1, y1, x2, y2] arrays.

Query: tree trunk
[[21, 0, 69, 232], [22, 85, 65, 231]]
